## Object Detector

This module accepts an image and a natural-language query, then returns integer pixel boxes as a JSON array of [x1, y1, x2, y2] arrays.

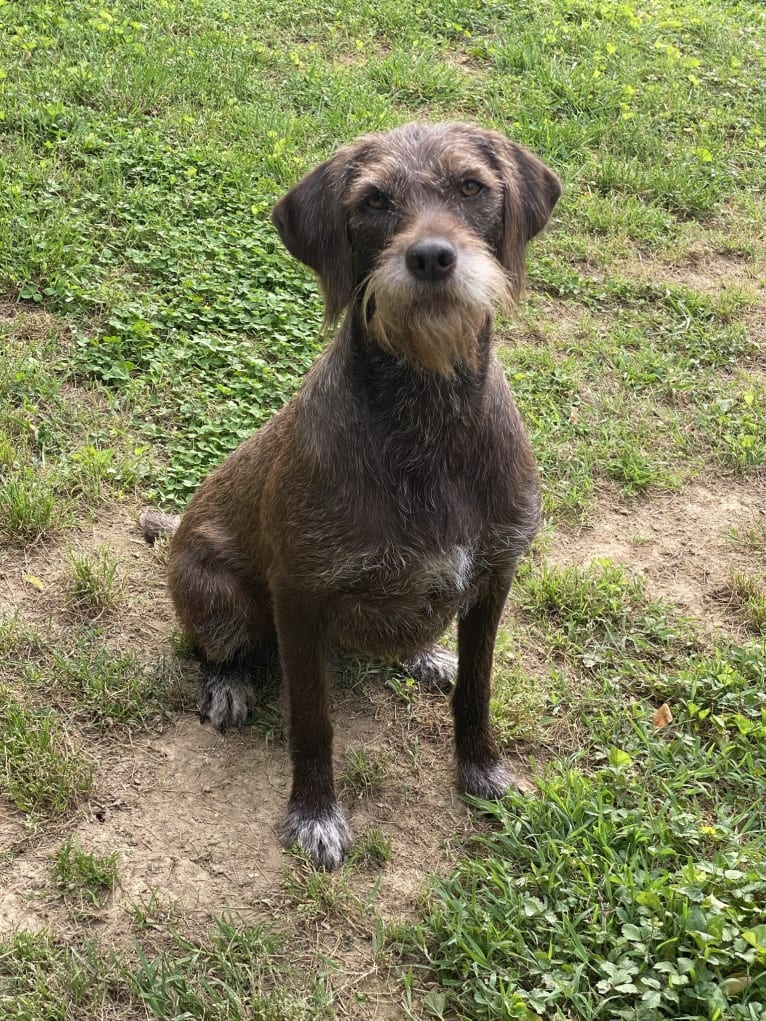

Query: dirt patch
[[550, 475, 766, 632]]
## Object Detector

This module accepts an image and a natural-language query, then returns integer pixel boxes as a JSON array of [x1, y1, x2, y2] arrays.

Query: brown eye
[[365, 190, 388, 210], [461, 179, 483, 197]]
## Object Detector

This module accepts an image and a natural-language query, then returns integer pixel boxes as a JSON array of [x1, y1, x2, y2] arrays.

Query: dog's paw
[[458, 757, 516, 800], [403, 646, 458, 690], [199, 672, 256, 731], [281, 802, 353, 871]]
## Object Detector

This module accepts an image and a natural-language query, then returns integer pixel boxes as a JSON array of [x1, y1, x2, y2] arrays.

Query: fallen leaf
[[653, 703, 673, 728], [22, 574, 45, 591]]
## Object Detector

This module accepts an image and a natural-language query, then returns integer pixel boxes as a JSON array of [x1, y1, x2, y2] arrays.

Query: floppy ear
[[478, 130, 561, 292], [272, 154, 354, 324]]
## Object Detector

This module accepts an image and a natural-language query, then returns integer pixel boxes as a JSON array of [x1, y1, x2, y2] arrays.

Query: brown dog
[[141, 122, 560, 869]]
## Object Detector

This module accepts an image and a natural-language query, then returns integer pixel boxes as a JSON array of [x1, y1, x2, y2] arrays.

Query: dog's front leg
[[273, 584, 352, 870], [454, 569, 519, 800]]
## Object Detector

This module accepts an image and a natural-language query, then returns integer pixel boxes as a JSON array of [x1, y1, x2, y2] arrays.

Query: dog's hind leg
[[169, 549, 276, 730], [401, 646, 458, 691], [198, 655, 260, 731]]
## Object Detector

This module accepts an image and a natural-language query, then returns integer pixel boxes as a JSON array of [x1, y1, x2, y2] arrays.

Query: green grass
[[130, 917, 334, 1020], [0, 0, 764, 1017], [1, 628, 181, 730], [719, 573, 766, 635], [343, 746, 393, 798], [0, 688, 93, 818], [398, 773, 766, 1020], [52, 838, 118, 911], [0, 931, 121, 1021], [397, 641, 766, 1019], [66, 545, 125, 614], [513, 558, 689, 671], [1, 0, 763, 510], [0, 919, 333, 1020]]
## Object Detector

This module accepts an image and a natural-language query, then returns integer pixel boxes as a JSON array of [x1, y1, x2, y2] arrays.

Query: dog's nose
[[405, 239, 457, 282]]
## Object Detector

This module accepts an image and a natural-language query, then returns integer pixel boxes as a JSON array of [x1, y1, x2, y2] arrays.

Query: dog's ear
[[272, 153, 355, 324], [477, 130, 561, 288]]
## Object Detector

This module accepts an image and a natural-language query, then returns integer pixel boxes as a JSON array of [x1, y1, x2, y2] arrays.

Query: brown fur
[[142, 122, 560, 869]]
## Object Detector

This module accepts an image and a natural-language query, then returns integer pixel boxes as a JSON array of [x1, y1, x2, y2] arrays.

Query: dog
[[141, 122, 560, 870]]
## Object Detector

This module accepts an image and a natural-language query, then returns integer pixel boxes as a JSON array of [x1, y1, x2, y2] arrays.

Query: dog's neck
[[344, 305, 494, 427]]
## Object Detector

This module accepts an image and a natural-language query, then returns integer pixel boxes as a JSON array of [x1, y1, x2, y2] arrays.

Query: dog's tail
[[139, 507, 182, 544]]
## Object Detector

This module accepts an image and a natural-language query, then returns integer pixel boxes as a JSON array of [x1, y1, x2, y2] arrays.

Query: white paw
[[281, 802, 353, 871], [403, 646, 458, 690], [458, 758, 516, 800], [199, 675, 256, 730]]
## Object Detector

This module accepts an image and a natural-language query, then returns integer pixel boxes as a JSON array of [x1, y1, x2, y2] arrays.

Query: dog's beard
[[362, 245, 512, 376]]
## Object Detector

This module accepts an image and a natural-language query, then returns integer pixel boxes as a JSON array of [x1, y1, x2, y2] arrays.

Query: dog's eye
[[460, 179, 483, 197], [364, 190, 388, 210]]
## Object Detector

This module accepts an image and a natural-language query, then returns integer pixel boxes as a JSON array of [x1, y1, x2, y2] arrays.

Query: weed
[[42, 640, 179, 729], [718, 573, 766, 635], [66, 545, 124, 615], [130, 917, 333, 1019], [402, 772, 766, 1020], [729, 517, 766, 557], [694, 384, 766, 472], [490, 672, 550, 745], [514, 558, 686, 671], [349, 828, 394, 869], [52, 838, 117, 911], [128, 889, 182, 933], [0, 469, 66, 541], [282, 856, 355, 921], [0, 931, 119, 1021], [344, 747, 392, 798]]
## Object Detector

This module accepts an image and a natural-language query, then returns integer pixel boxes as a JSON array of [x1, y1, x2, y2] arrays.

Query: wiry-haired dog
[[141, 122, 561, 870]]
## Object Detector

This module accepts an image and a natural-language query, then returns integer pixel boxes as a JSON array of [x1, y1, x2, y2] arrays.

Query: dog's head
[[272, 122, 560, 373]]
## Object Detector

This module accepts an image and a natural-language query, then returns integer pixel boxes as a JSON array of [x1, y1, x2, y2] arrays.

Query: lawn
[[0, 0, 764, 1018]]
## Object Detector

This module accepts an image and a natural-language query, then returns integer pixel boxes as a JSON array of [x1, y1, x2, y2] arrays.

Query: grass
[[719, 573, 766, 635], [398, 776, 766, 1020], [0, 688, 93, 818], [397, 641, 766, 1020], [66, 545, 125, 615], [730, 517, 766, 557], [0, 0, 764, 1017], [52, 838, 118, 911], [513, 558, 690, 670], [343, 746, 393, 798], [1, 626, 181, 730], [0, 919, 333, 1020], [130, 917, 334, 1020]]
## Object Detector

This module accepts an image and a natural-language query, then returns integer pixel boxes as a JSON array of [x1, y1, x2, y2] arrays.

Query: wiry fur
[[141, 122, 560, 869]]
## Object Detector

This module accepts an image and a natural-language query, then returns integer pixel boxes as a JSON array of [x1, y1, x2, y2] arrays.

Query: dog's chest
[[413, 546, 474, 596], [346, 542, 478, 603]]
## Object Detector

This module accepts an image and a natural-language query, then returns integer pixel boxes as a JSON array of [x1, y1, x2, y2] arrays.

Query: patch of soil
[[550, 475, 766, 632]]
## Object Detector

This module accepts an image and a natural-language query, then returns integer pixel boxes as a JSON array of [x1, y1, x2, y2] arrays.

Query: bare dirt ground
[[552, 476, 766, 633]]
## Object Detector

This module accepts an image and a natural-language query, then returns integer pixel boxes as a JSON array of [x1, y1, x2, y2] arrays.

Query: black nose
[[405, 239, 457, 282]]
